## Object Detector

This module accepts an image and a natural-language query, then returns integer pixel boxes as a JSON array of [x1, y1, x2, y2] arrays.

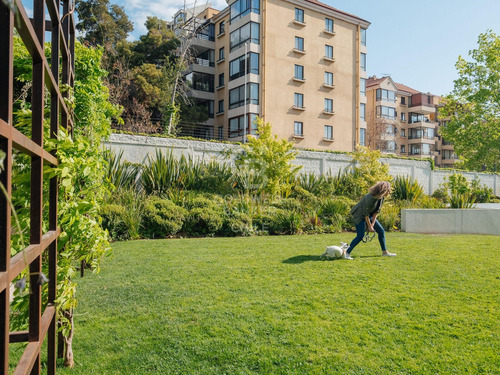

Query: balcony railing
[[194, 58, 215, 67]]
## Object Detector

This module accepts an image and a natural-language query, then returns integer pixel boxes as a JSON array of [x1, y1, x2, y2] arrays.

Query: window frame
[[294, 93, 304, 108], [325, 18, 334, 32], [294, 36, 304, 51], [324, 125, 333, 140], [294, 121, 304, 136], [295, 8, 304, 23], [294, 64, 304, 80]]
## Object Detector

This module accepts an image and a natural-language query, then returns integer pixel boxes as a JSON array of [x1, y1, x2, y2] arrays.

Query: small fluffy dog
[[320, 242, 349, 260]]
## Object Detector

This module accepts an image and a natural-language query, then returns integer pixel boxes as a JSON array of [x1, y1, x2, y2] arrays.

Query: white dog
[[320, 242, 349, 260]]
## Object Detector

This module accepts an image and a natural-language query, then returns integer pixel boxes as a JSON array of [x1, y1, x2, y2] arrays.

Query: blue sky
[[115, 0, 499, 96]]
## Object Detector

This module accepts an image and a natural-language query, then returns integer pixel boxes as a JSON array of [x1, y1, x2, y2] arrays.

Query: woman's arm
[[371, 213, 378, 227], [365, 216, 374, 232]]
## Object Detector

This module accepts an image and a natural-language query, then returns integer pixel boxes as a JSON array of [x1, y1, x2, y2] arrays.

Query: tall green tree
[[439, 30, 500, 171], [75, 0, 133, 46], [236, 118, 302, 195]]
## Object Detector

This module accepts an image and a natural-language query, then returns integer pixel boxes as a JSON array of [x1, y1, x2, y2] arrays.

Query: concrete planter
[[401, 208, 500, 235]]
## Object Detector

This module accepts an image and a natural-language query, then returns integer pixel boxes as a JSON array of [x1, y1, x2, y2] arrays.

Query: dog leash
[[362, 230, 376, 243]]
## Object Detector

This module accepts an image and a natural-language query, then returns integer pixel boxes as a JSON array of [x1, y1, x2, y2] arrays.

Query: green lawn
[[56, 233, 498, 374]]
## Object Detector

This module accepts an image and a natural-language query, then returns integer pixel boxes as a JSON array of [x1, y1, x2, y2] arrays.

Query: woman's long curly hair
[[368, 181, 391, 197]]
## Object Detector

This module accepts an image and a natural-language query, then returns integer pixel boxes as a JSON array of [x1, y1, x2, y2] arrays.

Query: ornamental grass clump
[[391, 175, 424, 204]]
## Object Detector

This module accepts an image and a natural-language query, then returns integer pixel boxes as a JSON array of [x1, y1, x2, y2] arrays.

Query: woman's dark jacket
[[350, 194, 384, 225]]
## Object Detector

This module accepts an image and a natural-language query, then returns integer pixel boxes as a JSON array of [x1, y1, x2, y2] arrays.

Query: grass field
[[47, 233, 499, 374]]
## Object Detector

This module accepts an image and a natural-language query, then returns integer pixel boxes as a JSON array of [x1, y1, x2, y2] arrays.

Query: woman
[[344, 181, 396, 259]]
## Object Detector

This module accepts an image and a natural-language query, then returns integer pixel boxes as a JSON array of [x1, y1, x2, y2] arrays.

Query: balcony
[[409, 93, 435, 114]]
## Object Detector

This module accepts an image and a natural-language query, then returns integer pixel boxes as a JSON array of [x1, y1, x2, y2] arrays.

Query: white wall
[[105, 133, 500, 196], [401, 209, 500, 235]]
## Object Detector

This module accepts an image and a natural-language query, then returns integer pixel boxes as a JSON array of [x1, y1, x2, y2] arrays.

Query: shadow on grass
[[282, 255, 322, 264]]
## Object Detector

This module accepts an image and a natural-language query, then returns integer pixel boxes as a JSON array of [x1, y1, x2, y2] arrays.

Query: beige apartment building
[[173, 0, 369, 152], [365, 76, 458, 168]]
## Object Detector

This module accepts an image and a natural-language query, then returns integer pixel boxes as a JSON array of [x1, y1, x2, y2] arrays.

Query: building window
[[195, 49, 215, 67], [218, 100, 224, 113], [230, 22, 260, 51], [376, 89, 396, 102], [295, 36, 304, 51], [195, 23, 215, 41], [295, 8, 304, 23], [219, 21, 225, 35], [218, 73, 224, 87], [360, 128, 366, 146], [325, 72, 333, 86], [360, 53, 366, 71], [376, 105, 396, 119], [294, 93, 304, 108], [325, 45, 333, 59], [187, 72, 214, 92], [294, 65, 304, 80], [294, 121, 303, 136], [230, 0, 260, 22], [409, 112, 430, 124], [218, 47, 225, 61], [401, 129, 406, 137], [206, 100, 214, 118], [360, 78, 366, 96], [324, 125, 333, 140], [229, 113, 258, 137], [400, 96, 406, 105], [361, 28, 366, 46], [401, 145, 406, 153], [386, 141, 396, 152], [325, 18, 333, 32], [400, 112, 406, 122], [229, 52, 259, 81], [229, 83, 259, 109], [385, 124, 394, 134], [360, 103, 366, 121], [218, 127, 224, 139], [324, 98, 333, 113]]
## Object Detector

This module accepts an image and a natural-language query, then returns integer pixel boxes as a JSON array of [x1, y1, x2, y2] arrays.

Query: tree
[[236, 118, 302, 195], [75, 0, 133, 47], [438, 30, 500, 171]]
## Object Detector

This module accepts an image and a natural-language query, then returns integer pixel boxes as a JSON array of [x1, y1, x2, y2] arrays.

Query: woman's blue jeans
[[347, 218, 387, 254]]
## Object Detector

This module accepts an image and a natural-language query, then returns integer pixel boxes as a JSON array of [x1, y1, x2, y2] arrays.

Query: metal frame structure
[[0, 0, 75, 373]]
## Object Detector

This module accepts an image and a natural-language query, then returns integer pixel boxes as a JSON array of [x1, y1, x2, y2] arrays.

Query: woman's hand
[[368, 225, 374, 232]]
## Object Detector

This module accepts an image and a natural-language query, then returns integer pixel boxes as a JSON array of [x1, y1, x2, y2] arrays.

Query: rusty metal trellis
[[0, 0, 75, 374]]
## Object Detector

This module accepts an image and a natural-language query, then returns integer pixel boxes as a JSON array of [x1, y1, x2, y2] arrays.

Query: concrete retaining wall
[[104, 133, 500, 196], [401, 209, 500, 235]]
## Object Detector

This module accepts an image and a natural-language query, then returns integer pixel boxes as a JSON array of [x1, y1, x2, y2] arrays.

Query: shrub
[[391, 175, 424, 203], [273, 210, 303, 235], [252, 206, 284, 235], [431, 187, 449, 203], [221, 211, 254, 237], [470, 180, 493, 203], [377, 203, 401, 231], [184, 207, 224, 236], [318, 197, 352, 227], [140, 197, 187, 238], [107, 188, 146, 239], [271, 198, 303, 213], [321, 169, 364, 200], [100, 204, 130, 241], [296, 173, 324, 196]]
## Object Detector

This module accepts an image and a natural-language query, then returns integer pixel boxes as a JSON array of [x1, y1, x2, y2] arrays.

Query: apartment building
[[365, 76, 458, 167], [173, 0, 369, 152]]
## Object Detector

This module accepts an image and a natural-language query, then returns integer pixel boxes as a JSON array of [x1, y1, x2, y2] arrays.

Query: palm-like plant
[[391, 175, 424, 203]]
